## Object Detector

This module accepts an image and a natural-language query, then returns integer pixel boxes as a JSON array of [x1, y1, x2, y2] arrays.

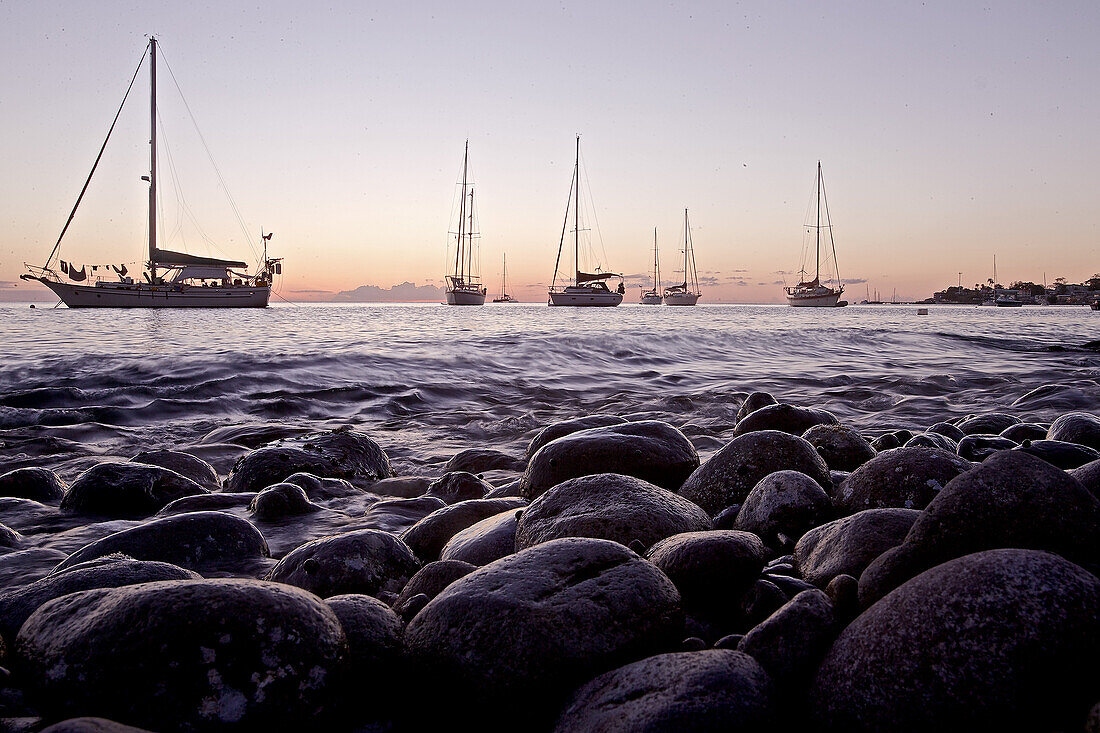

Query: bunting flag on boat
[[112, 264, 128, 277], [67, 264, 87, 282], [60, 260, 69, 275]]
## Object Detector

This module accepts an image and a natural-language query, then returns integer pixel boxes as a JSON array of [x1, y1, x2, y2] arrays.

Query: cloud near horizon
[[333, 281, 444, 302]]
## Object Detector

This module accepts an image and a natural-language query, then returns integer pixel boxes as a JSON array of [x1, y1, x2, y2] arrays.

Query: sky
[[1, 1, 1098, 303]]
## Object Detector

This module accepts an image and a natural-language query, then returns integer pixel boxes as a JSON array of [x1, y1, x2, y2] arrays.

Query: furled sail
[[576, 270, 616, 283], [151, 249, 247, 268]]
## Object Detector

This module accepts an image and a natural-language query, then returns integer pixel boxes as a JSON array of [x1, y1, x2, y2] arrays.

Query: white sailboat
[[21, 37, 281, 308], [445, 140, 487, 306], [640, 228, 662, 305], [548, 136, 624, 307], [663, 208, 701, 306], [785, 162, 846, 308], [492, 253, 517, 303]]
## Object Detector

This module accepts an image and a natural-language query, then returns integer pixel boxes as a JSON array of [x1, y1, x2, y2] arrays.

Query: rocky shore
[[1, 397, 1098, 731]]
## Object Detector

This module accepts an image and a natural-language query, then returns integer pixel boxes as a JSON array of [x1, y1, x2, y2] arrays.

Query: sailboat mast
[[148, 37, 158, 283], [455, 140, 468, 279], [683, 208, 689, 288], [653, 227, 659, 291], [573, 135, 580, 285], [815, 161, 821, 283]]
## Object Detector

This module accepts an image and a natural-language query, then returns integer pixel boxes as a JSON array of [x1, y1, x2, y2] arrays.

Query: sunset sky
[[1, 1, 1097, 302]]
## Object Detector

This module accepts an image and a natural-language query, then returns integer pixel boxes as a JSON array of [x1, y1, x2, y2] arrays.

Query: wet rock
[[1014, 438, 1100, 469], [39, 719, 154, 733], [266, 528, 419, 599], [0, 523, 21, 552], [0, 555, 198, 641], [484, 478, 523, 499], [404, 538, 682, 724], [802, 424, 876, 472], [515, 473, 711, 551], [392, 559, 476, 621], [225, 428, 393, 493], [713, 633, 744, 649], [869, 430, 912, 452], [680, 431, 830, 516], [555, 650, 777, 732], [248, 482, 319, 520], [712, 504, 741, 529], [734, 403, 838, 437], [444, 448, 525, 474], [156, 492, 255, 515], [736, 391, 778, 423], [282, 472, 362, 500], [740, 578, 789, 630], [425, 471, 493, 504], [761, 572, 815, 597], [810, 549, 1100, 731], [957, 412, 1020, 435], [0, 548, 69, 589], [1069, 459, 1100, 498], [367, 476, 431, 498], [903, 432, 958, 452], [733, 470, 833, 550], [520, 421, 700, 499], [646, 530, 766, 616], [440, 508, 522, 566], [525, 414, 628, 460], [16, 579, 347, 730], [52, 511, 270, 575], [199, 422, 312, 448], [859, 450, 1100, 606], [824, 573, 859, 623], [999, 422, 1048, 443], [926, 421, 965, 441], [402, 498, 526, 561], [836, 447, 972, 512], [0, 468, 66, 503], [128, 450, 220, 491], [739, 588, 838, 692], [794, 508, 920, 587], [61, 463, 209, 519], [1047, 411, 1100, 451], [956, 434, 1018, 461], [324, 594, 402, 696]]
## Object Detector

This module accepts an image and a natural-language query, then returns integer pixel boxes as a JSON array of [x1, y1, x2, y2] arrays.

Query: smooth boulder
[[52, 511, 270, 574], [61, 463, 209, 519], [734, 403, 838, 436], [1013, 438, 1100, 469], [248, 482, 320, 520], [794, 508, 920, 588], [836, 447, 972, 512], [225, 428, 393, 493], [679, 431, 830, 516], [404, 538, 683, 722], [859, 450, 1100, 606], [16, 579, 347, 730], [810, 549, 1100, 731], [440, 508, 522, 566], [402, 498, 526, 561], [733, 470, 833, 550], [525, 415, 628, 460], [645, 530, 766, 615], [802, 424, 877, 472], [266, 528, 420, 599], [0, 467, 67, 503], [129, 450, 220, 491], [425, 471, 493, 504], [956, 434, 1017, 462], [738, 588, 839, 691], [555, 650, 776, 732], [520, 421, 700, 499], [515, 473, 711, 551], [1047, 411, 1100, 451], [956, 413, 1020, 435]]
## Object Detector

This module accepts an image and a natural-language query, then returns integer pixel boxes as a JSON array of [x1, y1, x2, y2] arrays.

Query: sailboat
[[548, 136, 624, 307], [445, 140, 487, 306], [492, 253, 517, 303], [21, 37, 281, 308], [640, 228, 662, 305], [663, 208, 701, 306], [784, 162, 845, 307]]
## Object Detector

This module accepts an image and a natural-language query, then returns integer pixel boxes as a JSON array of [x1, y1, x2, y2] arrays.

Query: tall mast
[[653, 227, 659, 290], [573, 135, 580, 285], [815, 161, 822, 283], [681, 209, 687, 287], [455, 140, 468, 279], [148, 37, 158, 282]]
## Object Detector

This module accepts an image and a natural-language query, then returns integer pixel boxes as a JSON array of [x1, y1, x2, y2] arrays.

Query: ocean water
[[1, 302, 1098, 480]]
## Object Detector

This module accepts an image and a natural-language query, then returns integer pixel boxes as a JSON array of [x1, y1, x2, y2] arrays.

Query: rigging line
[[550, 171, 576, 290], [44, 45, 149, 270], [578, 148, 611, 272], [820, 173, 841, 286], [158, 51, 259, 262]]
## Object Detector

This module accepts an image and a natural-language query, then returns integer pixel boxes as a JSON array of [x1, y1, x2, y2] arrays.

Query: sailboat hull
[[663, 292, 700, 306], [786, 291, 844, 307], [640, 293, 662, 305], [36, 279, 270, 308], [548, 290, 623, 307], [445, 289, 486, 306]]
